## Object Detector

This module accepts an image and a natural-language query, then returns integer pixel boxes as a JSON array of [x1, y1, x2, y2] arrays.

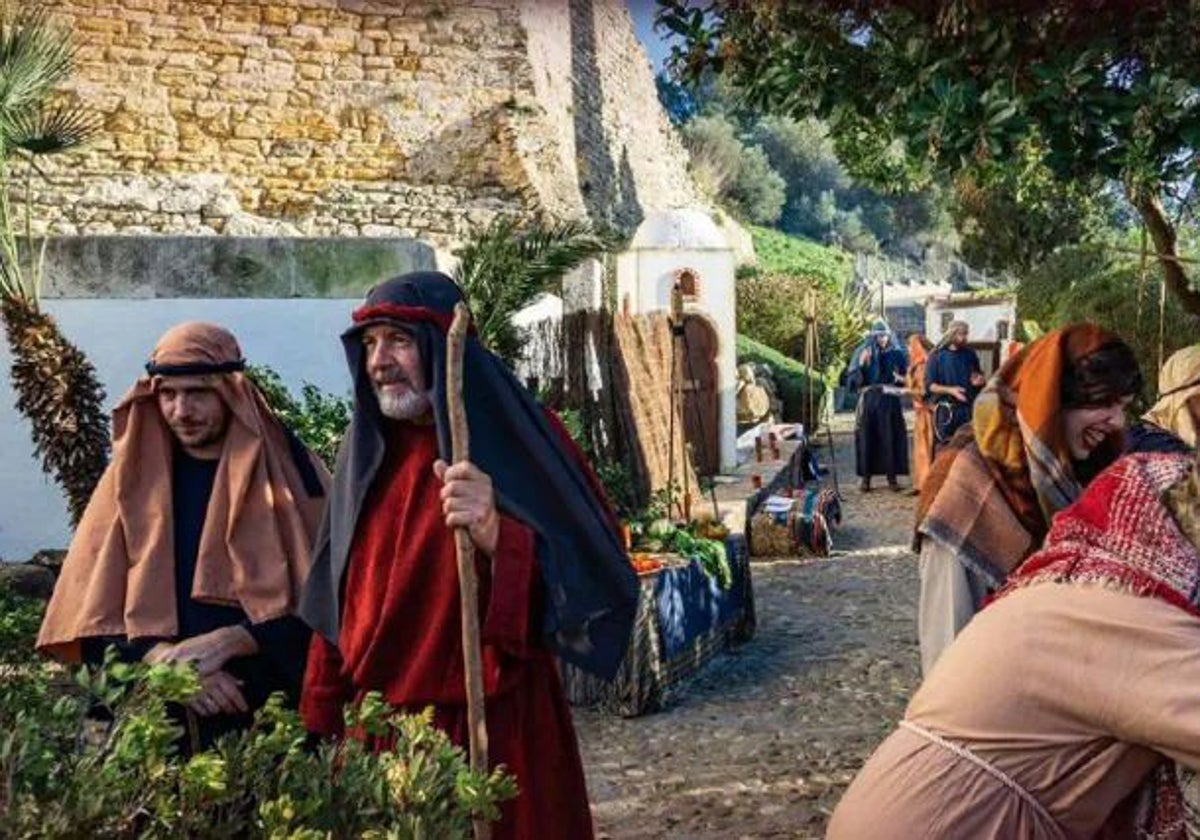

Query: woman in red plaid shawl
[[915, 325, 1143, 675], [831, 445, 1200, 838]]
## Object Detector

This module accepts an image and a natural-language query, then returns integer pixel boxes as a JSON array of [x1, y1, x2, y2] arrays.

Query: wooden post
[[447, 302, 491, 840], [670, 284, 686, 520]]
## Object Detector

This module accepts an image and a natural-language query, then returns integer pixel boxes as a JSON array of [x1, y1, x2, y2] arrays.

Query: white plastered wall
[[616, 248, 738, 472], [0, 298, 356, 561]]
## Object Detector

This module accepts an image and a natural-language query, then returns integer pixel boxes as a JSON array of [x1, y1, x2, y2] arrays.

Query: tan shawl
[[1143, 344, 1200, 448], [37, 322, 330, 661]]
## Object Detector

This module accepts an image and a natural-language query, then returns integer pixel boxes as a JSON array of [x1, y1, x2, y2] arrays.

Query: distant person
[[906, 334, 935, 494], [925, 320, 985, 448], [915, 325, 1142, 675], [1126, 344, 1200, 456], [37, 322, 329, 751], [847, 320, 908, 492]]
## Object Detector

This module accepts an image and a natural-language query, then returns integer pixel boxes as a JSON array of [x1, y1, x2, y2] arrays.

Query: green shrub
[[681, 116, 786, 225], [735, 271, 812, 358], [1017, 245, 1200, 402], [748, 225, 853, 288], [738, 228, 870, 379], [246, 365, 352, 469], [736, 266, 871, 378], [736, 334, 827, 431], [0, 590, 516, 839]]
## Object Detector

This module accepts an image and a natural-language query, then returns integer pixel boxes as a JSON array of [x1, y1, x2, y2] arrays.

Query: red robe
[[301, 421, 593, 839]]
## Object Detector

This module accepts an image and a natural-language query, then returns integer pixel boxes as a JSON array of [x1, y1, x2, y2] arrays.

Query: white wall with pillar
[[616, 209, 738, 472]]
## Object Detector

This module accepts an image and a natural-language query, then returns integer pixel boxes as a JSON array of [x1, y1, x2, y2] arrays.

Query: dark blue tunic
[[848, 344, 909, 479], [926, 346, 983, 445], [82, 447, 310, 751]]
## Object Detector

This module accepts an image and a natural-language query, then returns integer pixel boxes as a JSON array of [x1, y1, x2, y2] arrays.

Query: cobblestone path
[[577, 429, 922, 838]]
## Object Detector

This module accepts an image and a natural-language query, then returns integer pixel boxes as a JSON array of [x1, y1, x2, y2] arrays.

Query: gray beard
[[375, 387, 431, 420]]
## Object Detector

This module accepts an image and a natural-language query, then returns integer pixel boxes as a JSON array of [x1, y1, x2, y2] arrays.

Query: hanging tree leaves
[[659, 0, 1200, 312]]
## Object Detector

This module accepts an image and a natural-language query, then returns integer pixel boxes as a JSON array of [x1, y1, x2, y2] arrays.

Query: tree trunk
[[2, 296, 110, 525], [1128, 189, 1200, 316]]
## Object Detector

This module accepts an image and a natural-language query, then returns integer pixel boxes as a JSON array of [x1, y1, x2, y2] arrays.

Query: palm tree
[[0, 3, 107, 526], [453, 215, 623, 365]]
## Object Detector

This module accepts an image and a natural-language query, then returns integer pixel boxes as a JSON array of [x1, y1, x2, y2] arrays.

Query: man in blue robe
[[847, 321, 909, 492], [926, 321, 985, 449]]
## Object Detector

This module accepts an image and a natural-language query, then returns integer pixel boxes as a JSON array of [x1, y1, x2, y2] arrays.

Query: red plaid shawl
[[995, 452, 1200, 839]]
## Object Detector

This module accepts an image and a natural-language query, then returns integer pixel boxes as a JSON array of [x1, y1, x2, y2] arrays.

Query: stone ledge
[[36, 235, 437, 299]]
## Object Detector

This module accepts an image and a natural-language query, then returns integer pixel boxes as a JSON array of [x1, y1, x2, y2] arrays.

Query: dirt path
[[577, 429, 922, 838]]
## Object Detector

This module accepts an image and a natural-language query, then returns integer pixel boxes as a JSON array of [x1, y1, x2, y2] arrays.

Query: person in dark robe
[[847, 320, 909, 492], [925, 320, 985, 448], [298, 271, 638, 840], [37, 322, 329, 751]]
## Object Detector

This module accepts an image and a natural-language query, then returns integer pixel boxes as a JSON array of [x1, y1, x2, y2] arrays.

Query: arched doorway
[[678, 313, 720, 476]]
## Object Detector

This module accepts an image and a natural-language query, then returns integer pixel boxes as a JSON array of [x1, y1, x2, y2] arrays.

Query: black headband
[[144, 359, 245, 377]]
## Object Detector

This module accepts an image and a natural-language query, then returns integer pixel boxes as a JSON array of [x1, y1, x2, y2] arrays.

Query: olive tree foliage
[[680, 113, 786, 225], [659, 0, 1200, 311]]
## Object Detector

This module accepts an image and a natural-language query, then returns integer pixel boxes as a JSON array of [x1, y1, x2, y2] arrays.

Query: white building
[[616, 209, 738, 473], [925, 292, 1019, 377]]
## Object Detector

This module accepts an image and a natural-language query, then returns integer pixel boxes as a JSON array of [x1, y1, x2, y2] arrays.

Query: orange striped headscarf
[[917, 325, 1137, 576]]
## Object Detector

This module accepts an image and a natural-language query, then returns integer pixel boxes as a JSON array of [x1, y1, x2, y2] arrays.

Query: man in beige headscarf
[[1127, 344, 1200, 455], [38, 322, 330, 749], [924, 319, 985, 449]]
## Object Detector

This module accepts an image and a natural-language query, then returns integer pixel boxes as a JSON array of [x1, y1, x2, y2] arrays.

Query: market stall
[[747, 439, 842, 558], [559, 533, 755, 717]]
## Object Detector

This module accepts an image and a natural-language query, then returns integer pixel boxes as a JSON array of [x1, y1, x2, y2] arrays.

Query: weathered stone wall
[[26, 0, 699, 250]]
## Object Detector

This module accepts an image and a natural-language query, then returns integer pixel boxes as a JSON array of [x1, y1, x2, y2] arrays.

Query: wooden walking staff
[[446, 302, 491, 840]]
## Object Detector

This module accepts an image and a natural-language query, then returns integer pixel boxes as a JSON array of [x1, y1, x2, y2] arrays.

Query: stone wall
[[26, 0, 700, 251]]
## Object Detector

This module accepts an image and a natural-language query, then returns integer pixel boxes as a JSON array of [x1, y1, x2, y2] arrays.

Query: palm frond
[[517, 219, 623, 287], [453, 216, 623, 364], [0, 4, 74, 128], [7, 102, 99, 154], [2, 297, 110, 523]]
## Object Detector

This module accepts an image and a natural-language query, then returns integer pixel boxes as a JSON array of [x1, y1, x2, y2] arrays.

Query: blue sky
[[628, 0, 672, 70]]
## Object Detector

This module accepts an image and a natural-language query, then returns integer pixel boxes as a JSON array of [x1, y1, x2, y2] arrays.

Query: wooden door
[[679, 314, 719, 476]]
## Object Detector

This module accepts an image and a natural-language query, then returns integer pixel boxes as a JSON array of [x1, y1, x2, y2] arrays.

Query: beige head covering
[[37, 322, 330, 661], [937, 319, 970, 349], [1143, 345, 1200, 448]]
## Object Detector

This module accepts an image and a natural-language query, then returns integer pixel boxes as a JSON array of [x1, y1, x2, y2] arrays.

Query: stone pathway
[[577, 426, 921, 838]]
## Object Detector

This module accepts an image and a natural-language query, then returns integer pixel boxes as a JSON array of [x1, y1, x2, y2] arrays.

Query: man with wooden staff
[[298, 270, 638, 839]]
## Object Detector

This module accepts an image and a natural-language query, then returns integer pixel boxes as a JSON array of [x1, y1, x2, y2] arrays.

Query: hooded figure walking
[[847, 320, 909, 491], [298, 271, 638, 839]]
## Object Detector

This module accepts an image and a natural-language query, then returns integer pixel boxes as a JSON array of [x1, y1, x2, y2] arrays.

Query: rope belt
[[899, 720, 1062, 835]]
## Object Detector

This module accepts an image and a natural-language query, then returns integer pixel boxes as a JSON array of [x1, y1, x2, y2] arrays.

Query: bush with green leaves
[[556, 407, 637, 518], [246, 365, 352, 469], [741, 227, 873, 376], [733, 269, 804, 356], [681, 115, 786, 226], [1017, 245, 1200, 402], [736, 334, 826, 431], [748, 225, 852, 287], [0, 592, 516, 839]]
